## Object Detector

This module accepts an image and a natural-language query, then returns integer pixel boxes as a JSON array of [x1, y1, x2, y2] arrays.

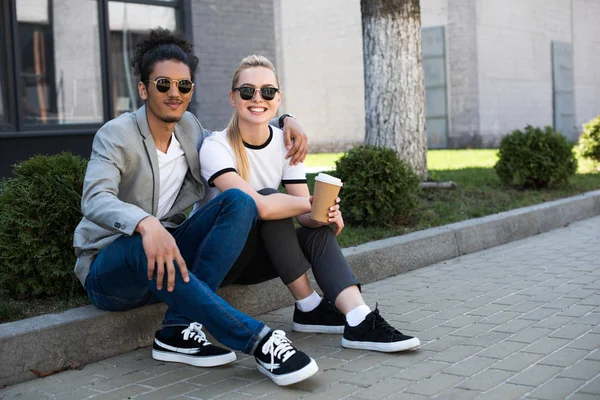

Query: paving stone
[[526, 377, 586, 400], [492, 318, 537, 334], [567, 393, 600, 400], [557, 305, 597, 318], [492, 352, 545, 372], [481, 311, 521, 325], [509, 364, 563, 387], [568, 333, 600, 351], [550, 324, 595, 340], [456, 368, 513, 391], [533, 315, 577, 329], [431, 346, 484, 363], [341, 365, 398, 387], [74, 385, 151, 400], [440, 315, 482, 329], [433, 388, 481, 400], [508, 327, 554, 344], [450, 323, 497, 338], [518, 307, 559, 322], [539, 348, 591, 368], [404, 373, 466, 397], [478, 340, 528, 359], [578, 375, 600, 395], [576, 312, 600, 326], [186, 377, 249, 399], [392, 361, 450, 381], [128, 382, 198, 400], [417, 326, 458, 341], [383, 350, 437, 368], [559, 359, 600, 381], [300, 382, 361, 400], [443, 356, 498, 377], [351, 377, 413, 399], [462, 331, 507, 347], [478, 383, 533, 399], [521, 337, 570, 355], [420, 335, 468, 352]]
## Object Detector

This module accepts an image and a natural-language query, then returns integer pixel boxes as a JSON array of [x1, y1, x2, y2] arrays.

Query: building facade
[[1, 0, 599, 177], [275, 0, 600, 150]]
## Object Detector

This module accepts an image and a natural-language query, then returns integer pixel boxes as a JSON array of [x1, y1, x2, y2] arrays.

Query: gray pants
[[221, 188, 359, 303]]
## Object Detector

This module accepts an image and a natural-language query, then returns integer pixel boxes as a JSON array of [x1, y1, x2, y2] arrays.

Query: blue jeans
[[85, 189, 268, 354]]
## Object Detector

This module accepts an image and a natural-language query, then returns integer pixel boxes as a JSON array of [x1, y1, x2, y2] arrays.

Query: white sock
[[346, 305, 371, 327], [296, 291, 322, 312]]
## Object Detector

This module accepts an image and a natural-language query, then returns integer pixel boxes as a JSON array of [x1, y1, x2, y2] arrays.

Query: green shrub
[[334, 145, 421, 227], [494, 125, 577, 189], [0, 152, 88, 299], [577, 115, 600, 163]]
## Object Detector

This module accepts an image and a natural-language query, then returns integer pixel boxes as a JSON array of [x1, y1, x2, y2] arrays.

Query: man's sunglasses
[[146, 78, 194, 94], [233, 86, 280, 101]]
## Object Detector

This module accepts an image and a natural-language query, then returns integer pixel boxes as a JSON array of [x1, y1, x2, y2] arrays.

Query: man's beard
[[160, 115, 181, 123]]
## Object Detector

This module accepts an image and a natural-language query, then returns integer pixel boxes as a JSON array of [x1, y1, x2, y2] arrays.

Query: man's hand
[[136, 216, 189, 291], [282, 117, 308, 165]]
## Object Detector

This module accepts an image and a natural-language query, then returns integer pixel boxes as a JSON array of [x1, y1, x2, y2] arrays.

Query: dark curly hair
[[131, 27, 199, 84]]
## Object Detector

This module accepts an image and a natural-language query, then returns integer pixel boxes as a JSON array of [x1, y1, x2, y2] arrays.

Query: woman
[[198, 55, 420, 353]]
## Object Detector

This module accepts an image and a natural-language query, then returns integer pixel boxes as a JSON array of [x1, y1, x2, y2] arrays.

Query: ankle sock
[[346, 305, 371, 327], [296, 291, 322, 312]]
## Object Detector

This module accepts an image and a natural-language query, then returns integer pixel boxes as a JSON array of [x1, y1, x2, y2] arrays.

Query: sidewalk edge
[[1, 190, 599, 386]]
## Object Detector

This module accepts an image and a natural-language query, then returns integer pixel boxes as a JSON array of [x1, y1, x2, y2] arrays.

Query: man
[[74, 28, 317, 386]]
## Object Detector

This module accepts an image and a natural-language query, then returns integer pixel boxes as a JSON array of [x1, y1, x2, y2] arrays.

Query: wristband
[[278, 113, 296, 129]]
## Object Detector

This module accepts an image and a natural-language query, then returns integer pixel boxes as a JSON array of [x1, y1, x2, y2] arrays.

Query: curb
[[1, 190, 599, 386]]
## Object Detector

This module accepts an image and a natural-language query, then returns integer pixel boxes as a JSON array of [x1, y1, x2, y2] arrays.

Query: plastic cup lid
[[315, 172, 343, 186]]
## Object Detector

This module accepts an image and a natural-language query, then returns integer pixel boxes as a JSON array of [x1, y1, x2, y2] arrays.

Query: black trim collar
[[243, 126, 273, 150]]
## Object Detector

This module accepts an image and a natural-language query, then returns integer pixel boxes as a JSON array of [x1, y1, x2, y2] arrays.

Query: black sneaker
[[254, 330, 318, 386], [341, 307, 420, 352], [293, 298, 345, 334], [152, 322, 236, 367]]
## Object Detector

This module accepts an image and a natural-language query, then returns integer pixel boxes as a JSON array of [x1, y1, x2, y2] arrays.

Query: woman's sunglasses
[[147, 78, 194, 94], [233, 86, 280, 101]]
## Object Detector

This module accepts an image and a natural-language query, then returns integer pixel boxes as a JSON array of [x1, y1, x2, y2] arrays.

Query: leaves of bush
[[0, 152, 88, 299], [334, 145, 421, 227]]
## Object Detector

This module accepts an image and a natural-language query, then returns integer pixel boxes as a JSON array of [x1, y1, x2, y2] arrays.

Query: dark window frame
[[0, 0, 188, 139]]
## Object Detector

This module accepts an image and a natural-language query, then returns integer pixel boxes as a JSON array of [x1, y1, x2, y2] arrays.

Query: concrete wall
[[275, 0, 365, 153], [573, 0, 600, 128], [189, 1, 277, 131], [476, 0, 572, 144]]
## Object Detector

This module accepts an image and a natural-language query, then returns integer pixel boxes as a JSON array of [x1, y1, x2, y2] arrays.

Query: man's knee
[[220, 188, 258, 215]]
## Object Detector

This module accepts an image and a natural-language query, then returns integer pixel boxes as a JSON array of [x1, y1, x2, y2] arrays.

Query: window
[[108, 2, 178, 116], [16, 0, 104, 126], [0, 3, 10, 127]]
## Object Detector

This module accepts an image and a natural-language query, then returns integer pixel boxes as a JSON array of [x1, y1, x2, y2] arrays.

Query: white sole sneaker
[[256, 358, 319, 386], [152, 348, 236, 367], [292, 322, 344, 334], [341, 337, 421, 352]]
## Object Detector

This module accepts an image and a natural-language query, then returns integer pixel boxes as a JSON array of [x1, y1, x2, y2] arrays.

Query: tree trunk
[[361, 0, 428, 179]]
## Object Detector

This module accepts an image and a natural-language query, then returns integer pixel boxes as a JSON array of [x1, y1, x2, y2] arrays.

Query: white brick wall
[[275, 0, 600, 149], [476, 0, 572, 140], [275, 0, 365, 152], [573, 0, 600, 128]]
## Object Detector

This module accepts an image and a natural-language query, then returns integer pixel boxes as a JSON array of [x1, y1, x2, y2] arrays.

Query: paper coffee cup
[[310, 173, 343, 223]]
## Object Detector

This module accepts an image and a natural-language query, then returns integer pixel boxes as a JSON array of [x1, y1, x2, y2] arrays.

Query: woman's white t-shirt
[[199, 126, 306, 203]]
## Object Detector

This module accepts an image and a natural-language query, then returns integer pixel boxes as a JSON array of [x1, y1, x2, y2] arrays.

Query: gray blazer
[[73, 106, 210, 286]]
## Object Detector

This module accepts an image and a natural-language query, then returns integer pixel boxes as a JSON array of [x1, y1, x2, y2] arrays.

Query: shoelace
[[370, 304, 399, 336], [181, 322, 212, 347], [261, 330, 296, 371]]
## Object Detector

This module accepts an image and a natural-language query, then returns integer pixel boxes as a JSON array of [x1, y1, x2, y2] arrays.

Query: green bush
[[577, 115, 600, 163], [334, 145, 421, 227], [0, 152, 87, 299], [494, 125, 577, 189]]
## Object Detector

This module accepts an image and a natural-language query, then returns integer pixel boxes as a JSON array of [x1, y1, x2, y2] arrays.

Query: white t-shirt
[[157, 133, 188, 219], [199, 126, 306, 203]]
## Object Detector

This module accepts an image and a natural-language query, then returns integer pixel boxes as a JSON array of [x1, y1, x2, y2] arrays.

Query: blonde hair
[[227, 55, 280, 182]]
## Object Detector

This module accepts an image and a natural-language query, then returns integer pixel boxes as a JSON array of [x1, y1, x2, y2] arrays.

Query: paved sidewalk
[[2, 217, 599, 400]]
